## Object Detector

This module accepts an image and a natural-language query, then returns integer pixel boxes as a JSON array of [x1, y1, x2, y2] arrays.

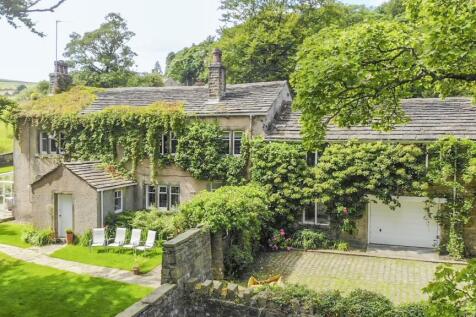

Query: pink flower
[[279, 229, 286, 236]]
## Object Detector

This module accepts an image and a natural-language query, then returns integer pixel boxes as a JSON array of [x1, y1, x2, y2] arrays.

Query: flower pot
[[132, 267, 141, 275], [66, 232, 74, 245]]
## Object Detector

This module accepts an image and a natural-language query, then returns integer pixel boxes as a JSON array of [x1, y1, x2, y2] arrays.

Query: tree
[[218, 3, 373, 83], [64, 13, 137, 88], [0, 96, 16, 123], [0, 0, 66, 36], [152, 61, 163, 74], [291, 0, 476, 147], [165, 37, 214, 85]]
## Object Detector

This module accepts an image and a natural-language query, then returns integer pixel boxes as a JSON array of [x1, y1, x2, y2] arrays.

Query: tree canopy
[[64, 13, 138, 88], [0, 0, 66, 36], [291, 0, 476, 147]]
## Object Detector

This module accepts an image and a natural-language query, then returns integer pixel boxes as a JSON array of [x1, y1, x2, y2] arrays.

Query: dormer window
[[39, 131, 65, 155]]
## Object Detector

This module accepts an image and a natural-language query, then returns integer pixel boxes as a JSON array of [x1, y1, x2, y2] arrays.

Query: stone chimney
[[49, 60, 72, 94], [208, 48, 226, 102]]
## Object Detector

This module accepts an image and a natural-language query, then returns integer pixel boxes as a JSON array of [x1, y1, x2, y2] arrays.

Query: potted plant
[[65, 228, 74, 244], [132, 257, 145, 275]]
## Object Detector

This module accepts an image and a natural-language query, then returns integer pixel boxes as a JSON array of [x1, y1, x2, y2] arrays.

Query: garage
[[368, 196, 440, 248]]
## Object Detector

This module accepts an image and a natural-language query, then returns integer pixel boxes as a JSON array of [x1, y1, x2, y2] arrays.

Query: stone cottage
[[13, 49, 476, 254]]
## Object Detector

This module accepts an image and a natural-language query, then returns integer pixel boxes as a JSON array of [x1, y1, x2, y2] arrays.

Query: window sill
[[35, 153, 64, 159]]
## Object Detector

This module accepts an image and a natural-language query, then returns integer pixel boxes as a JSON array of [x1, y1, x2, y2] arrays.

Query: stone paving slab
[[245, 251, 465, 305], [0, 243, 161, 288]]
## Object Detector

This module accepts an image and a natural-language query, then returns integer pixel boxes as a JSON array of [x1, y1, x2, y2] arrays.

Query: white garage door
[[368, 196, 439, 248]]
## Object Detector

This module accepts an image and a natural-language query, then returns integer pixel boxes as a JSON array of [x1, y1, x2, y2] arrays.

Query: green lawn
[[0, 122, 13, 154], [0, 166, 13, 174], [50, 245, 163, 273], [0, 251, 152, 317], [0, 222, 31, 248]]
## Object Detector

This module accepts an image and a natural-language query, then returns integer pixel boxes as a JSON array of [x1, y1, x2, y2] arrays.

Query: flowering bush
[[268, 228, 292, 251]]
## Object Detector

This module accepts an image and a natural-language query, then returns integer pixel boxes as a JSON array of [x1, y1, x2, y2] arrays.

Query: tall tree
[[165, 37, 215, 86], [291, 0, 476, 147], [0, 0, 66, 36], [64, 13, 137, 88]]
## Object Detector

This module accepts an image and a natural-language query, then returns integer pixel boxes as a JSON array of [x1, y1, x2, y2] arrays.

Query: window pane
[[58, 132, 66, 154], [316, 203, 329, 225], [162, 134, 169, 154], [49, 136, 58, 153], [306, 152, 316, 166], [41, 132, 49, 153], [158, 186, 168, 209], [114, 191, 122, 211], [233, 131, 242, 155], [170, 186, 180, 209], [303, 204, 316, 224], [221, 131, 231, 154], [171, 133, 178, 154], [146, 185, 156, 208]]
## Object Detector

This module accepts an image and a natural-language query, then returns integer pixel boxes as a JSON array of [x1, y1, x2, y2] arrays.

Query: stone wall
[[0, 152, 13, 167], [161, 227, 213, 287]]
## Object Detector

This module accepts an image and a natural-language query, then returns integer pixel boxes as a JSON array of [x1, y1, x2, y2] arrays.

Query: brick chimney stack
[[208, 48, 226, 102], [49, 60, 72, 94]]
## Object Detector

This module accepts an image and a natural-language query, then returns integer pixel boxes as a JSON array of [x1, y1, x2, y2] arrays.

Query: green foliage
[[21, 226, 55, 246], [64, 13, 138, 88], [126, 72, 164, 87], [291, 229, 330, 250], [78, 229, 92, 247], [0, 96, 16, 124], [180, 184, 269, 276], [292, 1, 475, 146], [105, 210, 185, 241], [341, 289, 394, 317], [314, 141, 424, 234], [165, 37, 214, 85], [175, 120, 249, 183], [251, 139, 313, 226], [423, 261, 476, 317], [0, 0, 66, 36], [423, 136, 476, 258], [392, 303, 429, 317], [334, 240, 349, 251]]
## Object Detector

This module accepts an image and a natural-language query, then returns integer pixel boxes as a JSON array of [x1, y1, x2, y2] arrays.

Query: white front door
[[57, 194, 73, 238], [368, 196, 439, 248]]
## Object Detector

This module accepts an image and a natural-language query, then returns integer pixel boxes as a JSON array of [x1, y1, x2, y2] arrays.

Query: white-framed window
[[207, 181, 224, 192], [114, 190, 123, 213], [39, 131, 65, 154], [161, 132, 177, 155], [306, 151, 319, 167], [233, 131, 243, 155], [221, 130, 243, 155], [145, 185, 156, 209], [302, 202, 330, 226], [155, 185, 180, 211]]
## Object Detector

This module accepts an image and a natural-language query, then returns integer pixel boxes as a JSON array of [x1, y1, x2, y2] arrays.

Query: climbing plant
[[423, 137, 476, 259], [314, 141, 425, 235]]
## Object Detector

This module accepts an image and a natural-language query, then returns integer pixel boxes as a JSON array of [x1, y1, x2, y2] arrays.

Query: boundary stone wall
[[0, 152, 13, 168]]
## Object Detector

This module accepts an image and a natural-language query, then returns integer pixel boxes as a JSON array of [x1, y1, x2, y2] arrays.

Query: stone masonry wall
[[0, 152, 13, 167]]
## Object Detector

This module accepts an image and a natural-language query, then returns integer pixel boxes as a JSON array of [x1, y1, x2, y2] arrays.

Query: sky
[[0, 0, 386, 82]]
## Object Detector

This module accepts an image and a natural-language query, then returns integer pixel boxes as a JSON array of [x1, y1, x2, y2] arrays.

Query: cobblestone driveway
[[246, 251, 460, 304]]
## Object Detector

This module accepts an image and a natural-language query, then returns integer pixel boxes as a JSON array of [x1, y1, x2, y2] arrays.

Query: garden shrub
[[180, 184, 269, 277], [21, 226, 55, 246], [78, 229, 92, 247], [334, 240, 349, 251], [423, 260, 476, 317], [291, 229, 331, 250], [391, 303, 429, 317], [339, 289, 394, 317]]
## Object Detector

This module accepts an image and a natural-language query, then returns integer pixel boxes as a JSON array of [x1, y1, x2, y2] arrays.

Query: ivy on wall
[[423, 136, 476, 259]]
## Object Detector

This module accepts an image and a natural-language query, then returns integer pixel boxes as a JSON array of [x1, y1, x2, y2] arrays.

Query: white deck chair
[[136, 230, 156, 252], [123, 229, 141, 249], [90, 228, 106, 251], [108, 227, 127, 247]]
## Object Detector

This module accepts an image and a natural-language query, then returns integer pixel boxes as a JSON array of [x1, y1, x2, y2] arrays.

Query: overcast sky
[[0, 0, 387, 82]]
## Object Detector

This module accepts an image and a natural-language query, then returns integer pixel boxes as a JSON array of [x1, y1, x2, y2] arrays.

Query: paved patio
[[244, 250, 465, 304], [0, 243, 161, 288]]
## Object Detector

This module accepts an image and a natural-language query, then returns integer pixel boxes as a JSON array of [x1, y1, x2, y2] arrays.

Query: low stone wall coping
[[163, 228, 202, 248], [115, 284, 177, 317]]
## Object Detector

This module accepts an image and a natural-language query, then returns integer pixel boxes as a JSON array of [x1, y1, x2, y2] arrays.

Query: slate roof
[[82, 81, 287, 115], [63, 161, 136, 191], [266, 97, 476, 142]]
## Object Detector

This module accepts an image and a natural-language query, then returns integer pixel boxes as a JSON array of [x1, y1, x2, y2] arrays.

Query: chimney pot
[[212, 48, 222, 64]]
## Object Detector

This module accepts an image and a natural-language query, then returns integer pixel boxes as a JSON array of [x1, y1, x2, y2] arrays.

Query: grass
[[0, 251, 152, 317], [0, 122, 13, 154], [0, 222, 31, 248], [50, 245, 163, 273], [0, 166, 13, 174]]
